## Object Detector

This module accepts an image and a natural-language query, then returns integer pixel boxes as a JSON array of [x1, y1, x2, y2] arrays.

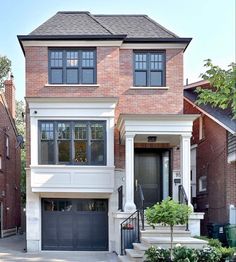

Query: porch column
[[124, 134, 136, 212], [180, 134, 192, 207]]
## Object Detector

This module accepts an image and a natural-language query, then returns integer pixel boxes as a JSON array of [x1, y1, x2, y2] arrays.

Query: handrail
[[120, 210, 140, 255], [137, 184, 145, 231], [178, 184, 189, 231], [118, 186, 123, 211]]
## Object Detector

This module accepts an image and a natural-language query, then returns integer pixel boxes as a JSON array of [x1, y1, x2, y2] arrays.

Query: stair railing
[[118, 186, 123, 212], [137, 184, 145, 231], [120, 210, 140, 255], [178, 184, 189, 231]]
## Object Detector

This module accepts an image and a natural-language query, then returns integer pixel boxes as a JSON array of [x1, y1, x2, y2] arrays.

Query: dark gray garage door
[[42, 199, 108, 251]]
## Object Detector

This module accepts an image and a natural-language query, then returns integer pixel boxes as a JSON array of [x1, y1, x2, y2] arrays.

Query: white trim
[[184, 97, 236, 135], [44, 84, 100, 88], [199, 176, 207, 192], [228, 152, 236, 163], [130, 86, 169, 90], [21, 40, 123, 47], [184, 80, 209, 89], [120, 43, 187, 50]]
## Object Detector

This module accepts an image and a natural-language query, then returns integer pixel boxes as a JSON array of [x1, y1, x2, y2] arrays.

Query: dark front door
[[134, 149, 170, 208], [42, 199, 108, 251]]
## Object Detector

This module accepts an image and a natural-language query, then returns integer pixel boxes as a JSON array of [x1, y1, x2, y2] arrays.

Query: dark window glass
[[134, 52, 165, 87], [49, 49, 96, 84], [76, 199, 107, 212], [58, 141, 70, 162], [74, 141, 87, 164], [91, 141, 104, 164], [74, 123, 87, 140], [44, 200, 58, 211], [91, 123, 104, 140], [58, 200, 72, 211], [41, 141, 54, 164]]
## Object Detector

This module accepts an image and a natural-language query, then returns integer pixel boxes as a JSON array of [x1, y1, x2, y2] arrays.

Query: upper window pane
[[74, 123, 87, 140], [82, 51, 94, 67], [57, 123, 70, 139], [135, 54, 147, 70], [50, 51, 63, 67], [66, 51, 78, 67], [91, 123, 104, 140]]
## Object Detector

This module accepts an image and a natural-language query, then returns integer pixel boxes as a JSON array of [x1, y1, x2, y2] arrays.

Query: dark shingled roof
[[184, 87, 236, 133], [29, 11, 178, 38]]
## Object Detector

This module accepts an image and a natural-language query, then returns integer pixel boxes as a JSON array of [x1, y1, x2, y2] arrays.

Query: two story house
[[184, 80, 236, 236], [0, 77, 21, 237], [18, 11, 199, 253]]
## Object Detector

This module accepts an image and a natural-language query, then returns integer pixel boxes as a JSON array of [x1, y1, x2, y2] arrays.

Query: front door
[[134, 149, 170, 208]]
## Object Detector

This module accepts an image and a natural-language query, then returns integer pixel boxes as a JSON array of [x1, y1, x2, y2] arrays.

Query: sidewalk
[[0, 235, 118, 262]]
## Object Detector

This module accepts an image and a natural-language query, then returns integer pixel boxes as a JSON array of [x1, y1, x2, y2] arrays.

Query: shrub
[[144, 246, 171, 262], [218, 246, 235, 262], [173, 246, 198, 262], [197, 246, 222, 262], [208, 238, 222, 248]]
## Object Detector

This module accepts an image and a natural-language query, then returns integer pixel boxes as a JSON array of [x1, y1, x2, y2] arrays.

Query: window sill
[[45, 84, 100, 88], [130, 86, 169, 90], [30, 165, 115, 169]]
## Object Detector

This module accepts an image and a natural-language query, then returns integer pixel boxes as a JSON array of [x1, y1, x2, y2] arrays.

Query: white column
[[124, 134, 136, 212], [180, 134, 192, 206]]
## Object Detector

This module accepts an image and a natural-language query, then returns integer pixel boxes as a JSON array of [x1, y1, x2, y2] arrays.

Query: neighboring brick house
[[0, 78, 21, 237], [18, 11, 202, 253], [184, 80, 236, 235]]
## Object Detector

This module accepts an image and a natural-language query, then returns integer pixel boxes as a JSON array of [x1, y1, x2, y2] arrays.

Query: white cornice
[[120, 43, 187, 50]]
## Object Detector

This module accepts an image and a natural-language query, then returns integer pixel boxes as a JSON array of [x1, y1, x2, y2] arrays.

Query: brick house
[[0, 78, 21, 237], [184, 80, 236, 235], [18, 11, 203, 253]]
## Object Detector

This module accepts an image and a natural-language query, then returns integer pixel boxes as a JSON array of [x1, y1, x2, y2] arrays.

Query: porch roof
[[117, 114, 199, 143]]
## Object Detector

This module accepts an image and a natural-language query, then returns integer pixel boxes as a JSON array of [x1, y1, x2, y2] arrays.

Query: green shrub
[[208, 238, 222, 248], [173, 246, 198, 262], [217, 246, 235, 261], [197, 246, 222, 262], [144, 246, 170, 262]]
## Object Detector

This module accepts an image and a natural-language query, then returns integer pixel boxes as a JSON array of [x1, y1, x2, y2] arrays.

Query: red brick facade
[[25, 46, 184, 169], [0, 83, 21, 232], [184, 99, 236, 235]]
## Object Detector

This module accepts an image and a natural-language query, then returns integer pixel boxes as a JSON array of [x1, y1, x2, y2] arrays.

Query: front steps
[[118, 226, 208, 262]]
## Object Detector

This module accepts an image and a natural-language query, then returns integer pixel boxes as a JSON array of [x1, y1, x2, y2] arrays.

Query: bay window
[[39, 121, 106, 165]]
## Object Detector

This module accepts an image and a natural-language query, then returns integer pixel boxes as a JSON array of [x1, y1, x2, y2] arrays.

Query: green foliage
[[0, 55, 11, 89], [145, 246, 170, 262], [197, 246, 222, 262], [15, 100, 26, 206], [196, 59, 236, 119], [173, 246, 198, 262], [208, 238, 222, 248], [217, 246, 235, 261], [145, 197, 191, 228]]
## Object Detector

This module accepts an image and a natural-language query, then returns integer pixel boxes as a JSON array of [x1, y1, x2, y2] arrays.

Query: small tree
[[0, 55, 11, 89], [145, 197, 192, 260]]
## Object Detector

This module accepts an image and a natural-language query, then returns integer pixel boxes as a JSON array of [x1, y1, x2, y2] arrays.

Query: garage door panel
[[42, 199, 108, 251]]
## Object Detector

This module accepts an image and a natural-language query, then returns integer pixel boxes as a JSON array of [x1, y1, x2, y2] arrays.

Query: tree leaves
[[0, 55, 11, 89], [196, 59, 236, 119]]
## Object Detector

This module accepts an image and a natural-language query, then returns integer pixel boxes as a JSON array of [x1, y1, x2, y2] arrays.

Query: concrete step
[[132, 243, 148, 252], [141, 229, 191, 238], [141, 236, 207, 249], [118, 255, 132, 262], [126, 249, 145, 262]]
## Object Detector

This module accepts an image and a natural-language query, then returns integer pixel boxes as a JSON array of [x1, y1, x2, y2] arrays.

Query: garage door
[[42, 199, 108, 251]]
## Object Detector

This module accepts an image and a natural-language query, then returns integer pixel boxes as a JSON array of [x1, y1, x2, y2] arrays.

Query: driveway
[[0, 235, 118, 262]]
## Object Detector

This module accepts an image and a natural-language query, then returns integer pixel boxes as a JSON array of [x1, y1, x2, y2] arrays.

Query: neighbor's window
[[39, 121, 106, 165], [199, 176, 207, 192], [227, 132, 236, 156], [6, 136, 9, 158], [49, 49, 96, 84], [134, 51, 165, 87], [0, 155, 2, 170]]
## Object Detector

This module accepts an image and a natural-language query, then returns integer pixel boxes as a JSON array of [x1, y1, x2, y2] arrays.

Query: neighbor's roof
[[20, 11, 191, 43], [184, 80, 236, 134]]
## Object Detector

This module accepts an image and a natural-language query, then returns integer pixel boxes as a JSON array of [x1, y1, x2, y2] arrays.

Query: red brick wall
[[0, 95, 21, 230], [25, 46, 184, 169], [184, 99, 236, 235]]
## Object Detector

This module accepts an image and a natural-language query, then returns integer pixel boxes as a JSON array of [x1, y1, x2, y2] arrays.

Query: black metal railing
[[137, 184, 145, 231], [118, 186, 123, 211], [120, 210, 140, 255], [178, 184, 189, 231]]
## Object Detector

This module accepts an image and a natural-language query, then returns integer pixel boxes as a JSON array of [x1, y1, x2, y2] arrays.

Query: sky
[[0, 0, 235, 100]]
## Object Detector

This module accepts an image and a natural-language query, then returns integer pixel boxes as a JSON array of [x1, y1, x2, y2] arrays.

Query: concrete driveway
[[0, 235, 118, 262]]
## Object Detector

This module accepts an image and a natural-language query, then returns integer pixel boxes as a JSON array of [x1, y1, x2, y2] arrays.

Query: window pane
[[150, 71, 162, 86], [58, 200, 72, 211], [82, 69, 94, 84], [91, 141, 104, 164], [44, 200, 58, 211], [74, 141, 87, 164], [91, 123, 104, 140], [51, 69, 63, 84], [66, 69, 78, 84], [135, 54, 147, 70], [74, 123, 87, 140], [41, 141, 54, 164], [82, 51, 94, 67], [50, 51, 63, 67], [77, 199, 107, 212], [57, 123, 70, 139], [135, 71, 147, 86], [41, 123, 54, 140], [58, 141, 70, 162], [66, 51, 78, 67]]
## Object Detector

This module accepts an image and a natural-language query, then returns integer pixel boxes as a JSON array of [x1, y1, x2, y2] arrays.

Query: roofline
[[184, 96, 236, 135], [184, 80, 210, 89]]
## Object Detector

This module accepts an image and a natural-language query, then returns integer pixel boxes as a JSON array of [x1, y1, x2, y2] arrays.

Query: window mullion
[[63, 50, 66, 84], [147, 53, 150, 87], [54, 121, 57, 164], [71, 121, 74, 164], [87, 121, 91, 165]]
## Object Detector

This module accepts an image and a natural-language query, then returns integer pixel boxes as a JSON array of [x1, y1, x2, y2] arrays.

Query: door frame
[[134, 148, 172, 205]]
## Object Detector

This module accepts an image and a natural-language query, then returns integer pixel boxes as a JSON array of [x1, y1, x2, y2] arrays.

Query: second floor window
[[49, 49, 96, 84], [6, 136, 9, 158], [134, 51, 165, 87], [39, 121, 106, 166]]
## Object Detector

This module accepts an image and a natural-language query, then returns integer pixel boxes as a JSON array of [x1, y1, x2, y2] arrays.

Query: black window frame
[[38, 120, 106, 166], [133, 50, 166, 87], [48, 48, 97, 85]]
